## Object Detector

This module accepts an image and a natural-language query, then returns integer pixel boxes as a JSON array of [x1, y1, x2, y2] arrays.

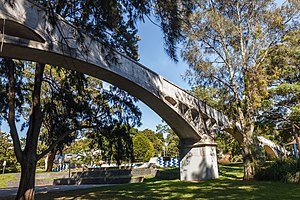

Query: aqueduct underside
[[0, 0, 243, 181]]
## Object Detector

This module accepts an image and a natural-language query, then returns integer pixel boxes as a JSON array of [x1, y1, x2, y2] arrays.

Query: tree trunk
[[15, 153, 37, 200], [243, 147, 254, 180], [15, 62, 45, 200], [46, 148, 57, 172], [243, 134, 254, 181]]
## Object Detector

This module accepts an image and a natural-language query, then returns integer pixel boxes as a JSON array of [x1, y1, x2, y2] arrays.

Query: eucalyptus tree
[[258, 30, 300, 145], [181, 0, 300, 180]]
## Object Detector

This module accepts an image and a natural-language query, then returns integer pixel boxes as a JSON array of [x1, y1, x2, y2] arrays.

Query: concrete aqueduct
[[0, 0, 244, 181]]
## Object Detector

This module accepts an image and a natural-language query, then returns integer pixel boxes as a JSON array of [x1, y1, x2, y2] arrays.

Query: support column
[[179, 139, 218, 181]]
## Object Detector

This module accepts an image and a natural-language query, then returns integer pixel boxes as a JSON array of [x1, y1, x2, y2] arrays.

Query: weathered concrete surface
[[179, 141, 219, 181], [0, 0, 241, 181], [257, 136, 286, 158]]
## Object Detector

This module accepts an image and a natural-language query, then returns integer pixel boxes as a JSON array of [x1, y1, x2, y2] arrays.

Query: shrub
[[133, 133, 154, 162], [255, 158, 300, 183]]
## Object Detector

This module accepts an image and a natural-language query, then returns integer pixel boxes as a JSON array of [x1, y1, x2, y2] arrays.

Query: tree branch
[[25, 63, 45, 157], [6, 59, 23, 163], [37, 125, 96, 160]]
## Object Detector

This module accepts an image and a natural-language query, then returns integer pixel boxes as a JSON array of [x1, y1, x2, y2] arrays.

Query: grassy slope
[[36, 163, 300, 200]]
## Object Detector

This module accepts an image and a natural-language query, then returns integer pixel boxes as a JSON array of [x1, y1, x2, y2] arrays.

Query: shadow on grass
[[218, 162, 243, 180], [36, 178, 300, 200], [35, 163, 300, 199], [219, 171, 240, 179]]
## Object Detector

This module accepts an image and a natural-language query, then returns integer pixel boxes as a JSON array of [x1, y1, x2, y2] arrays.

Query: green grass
[[36, 179, 300, 200], [0, 173, 17, 188], [35, 163, 300, 200], [218, 162, 243, 180]]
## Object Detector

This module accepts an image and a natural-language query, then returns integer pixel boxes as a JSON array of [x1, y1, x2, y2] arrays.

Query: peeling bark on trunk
[[46, 148, 57, 172], [243, 143, 254, 180], [242, 128, 254, 181]]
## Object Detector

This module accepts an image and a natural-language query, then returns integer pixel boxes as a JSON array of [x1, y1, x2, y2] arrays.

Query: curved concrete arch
[[0, 0, 233, 142], [263, 146, 277, 159], [0, 0, 239, 181], [257, 136, 285, 159], [0, 19, 45, 43]]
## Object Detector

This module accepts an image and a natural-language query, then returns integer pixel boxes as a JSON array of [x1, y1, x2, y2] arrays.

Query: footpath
[[0, 184, 111, 199], [0, 168, 158, 199]]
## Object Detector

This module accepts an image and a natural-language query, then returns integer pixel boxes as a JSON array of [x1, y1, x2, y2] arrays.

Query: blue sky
[[0, 0, 285, 135], [0, 18, 190, 135], [135, 0, 284, 131], [136, 19, 190, 132]]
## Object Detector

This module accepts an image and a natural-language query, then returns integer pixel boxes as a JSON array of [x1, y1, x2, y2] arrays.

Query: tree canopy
[[181, 0, 300, 180], [24, 0, 195, 61], [0, 132, 18, 172], [140, 128, 164, 157], [258, 30, 300, 145], [133, 132, 154, 162], [156, 122, 179, 157], [1, 1, 197, 198]]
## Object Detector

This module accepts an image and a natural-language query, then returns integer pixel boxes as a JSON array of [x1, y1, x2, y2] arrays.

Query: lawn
[[36, 163, 300, 200], [0, 173, 16, 188]]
